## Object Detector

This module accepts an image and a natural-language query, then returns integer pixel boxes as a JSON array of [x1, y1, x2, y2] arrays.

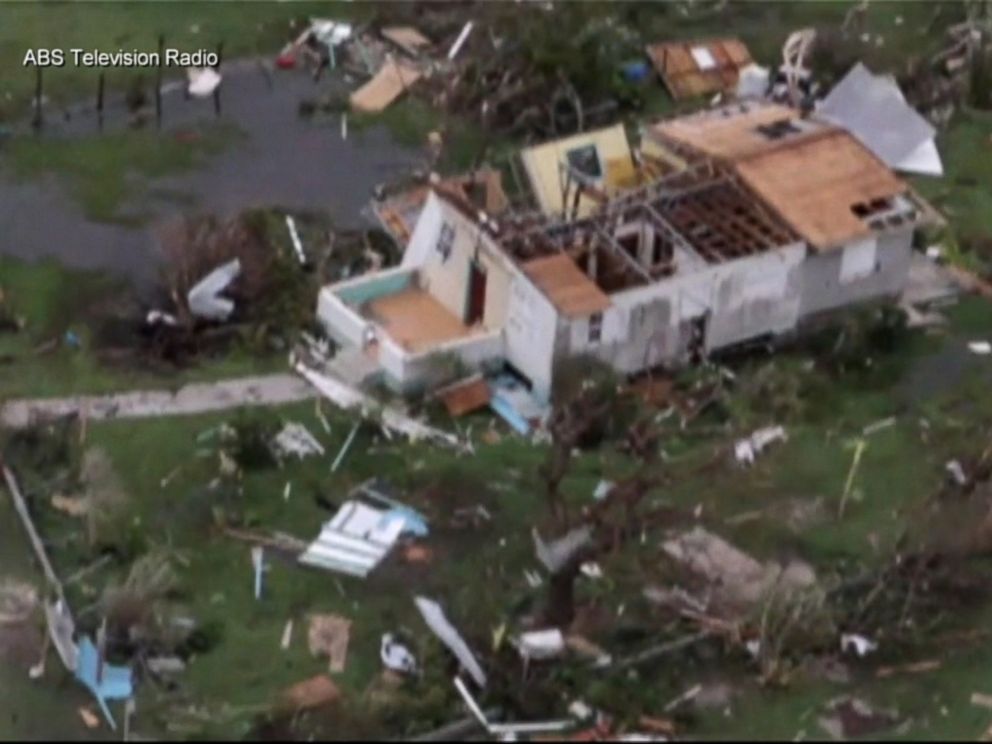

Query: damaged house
[[317, 100, 938, 403]]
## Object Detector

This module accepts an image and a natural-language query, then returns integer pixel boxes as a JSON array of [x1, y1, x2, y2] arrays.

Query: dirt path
[[0, 373, 317, 429]]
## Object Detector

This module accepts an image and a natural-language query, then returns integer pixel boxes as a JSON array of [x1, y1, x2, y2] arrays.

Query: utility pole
[[97, 72, 105, 132], [32, 66, 43, 131], [213, 41, 224, 117], [155, 34, 164, 129]]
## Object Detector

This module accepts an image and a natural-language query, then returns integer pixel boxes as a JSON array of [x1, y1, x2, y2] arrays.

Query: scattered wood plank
[[281, 675, 341, 711], [875, 659, 941, 678], [350, 56, 422, 113]]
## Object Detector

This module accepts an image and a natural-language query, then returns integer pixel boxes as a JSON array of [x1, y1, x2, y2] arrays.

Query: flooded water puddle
[[0, 61, 422, 292]]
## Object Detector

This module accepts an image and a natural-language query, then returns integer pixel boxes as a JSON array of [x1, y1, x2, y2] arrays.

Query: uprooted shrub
[[805, 305, 910, 380], [734, 360, 808, 424], [0, 418, 75, 476], [550, 354, 629, 447], [101, 550, 190, 656], [159, 212, 275, 319], [157, 210, 316, 352], [753, 584, 835, 686], [227, 413, 280, 471]]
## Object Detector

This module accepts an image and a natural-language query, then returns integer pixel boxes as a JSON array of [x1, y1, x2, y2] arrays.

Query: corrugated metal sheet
[[817, 62, 940, 175], [299, 501, 406, 578]]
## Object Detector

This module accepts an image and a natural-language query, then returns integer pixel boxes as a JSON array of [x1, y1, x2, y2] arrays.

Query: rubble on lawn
[[734, 426, 788, 466], [658, 527, 819, 620], [414, 596, 487, 688], [299, 499, 410, 579], [271, 421, 325, 460], [293, 360, 466, 450], [308, 614, 351, 673], [818, 697, 900, 740]]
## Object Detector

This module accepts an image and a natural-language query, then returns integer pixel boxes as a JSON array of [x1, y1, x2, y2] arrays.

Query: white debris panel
[[299, 500, 407, 578], [414, 596, 487, 688], [515, 628, 566, 661], [381, 632, 419, 675], [533, 526, 593, 574], [187, 67, 222, 98], [187, 258, 241, 321], [734, 425, 787, 466], [272, 421, 325, 459], [817, 62, 942, 177]]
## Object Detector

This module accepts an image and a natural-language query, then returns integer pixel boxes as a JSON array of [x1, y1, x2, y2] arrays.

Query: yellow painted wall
[[640, 132, 690, 171], [417, 199, 513, 330], [520, 124, 633, 216]]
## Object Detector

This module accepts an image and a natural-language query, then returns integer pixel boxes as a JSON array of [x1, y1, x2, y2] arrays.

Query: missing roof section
[[497, 169, 798, 294]]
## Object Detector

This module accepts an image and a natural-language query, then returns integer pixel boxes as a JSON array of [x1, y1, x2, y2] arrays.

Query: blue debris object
[[489, 393, 531, 435], [488, 375, 548, 436], [382, 506, 429, 538], [621, 60, 650, 83], [252, 546, 265, 600], [64, 330, 82, 349], [74, 636, 133, 730], [358, 481, 429, 538]]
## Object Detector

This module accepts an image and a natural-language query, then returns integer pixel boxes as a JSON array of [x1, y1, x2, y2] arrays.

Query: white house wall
[[402, 192, 513, 331], [798, 228, 914, 319], [505, 274, 560, 401], [705, 244, 805, 349], [567, 243, 806, 373], [402, 193, 445, 268], [568, 304, 627, 354]]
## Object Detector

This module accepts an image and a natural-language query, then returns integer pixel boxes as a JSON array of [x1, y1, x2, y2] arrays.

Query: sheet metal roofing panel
[[817, 62, 935, 168], [299, 501, 405, 578]]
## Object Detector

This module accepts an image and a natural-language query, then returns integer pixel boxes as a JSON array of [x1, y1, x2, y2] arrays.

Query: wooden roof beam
[[593, 225, 652, 284]]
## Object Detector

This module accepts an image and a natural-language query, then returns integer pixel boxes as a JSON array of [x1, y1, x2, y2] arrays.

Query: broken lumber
[[293, 360, 465, 450], [2, 465, 63, 596], [615, 630, 710, 670]]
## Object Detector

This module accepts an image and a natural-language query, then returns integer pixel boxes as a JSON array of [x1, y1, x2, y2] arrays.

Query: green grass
[[914, 108, 992, 268], [2, 1, 992, 738], [0, 256, 288, 400], [4, 292, 992, 739], [2, 400, 560, 738]]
